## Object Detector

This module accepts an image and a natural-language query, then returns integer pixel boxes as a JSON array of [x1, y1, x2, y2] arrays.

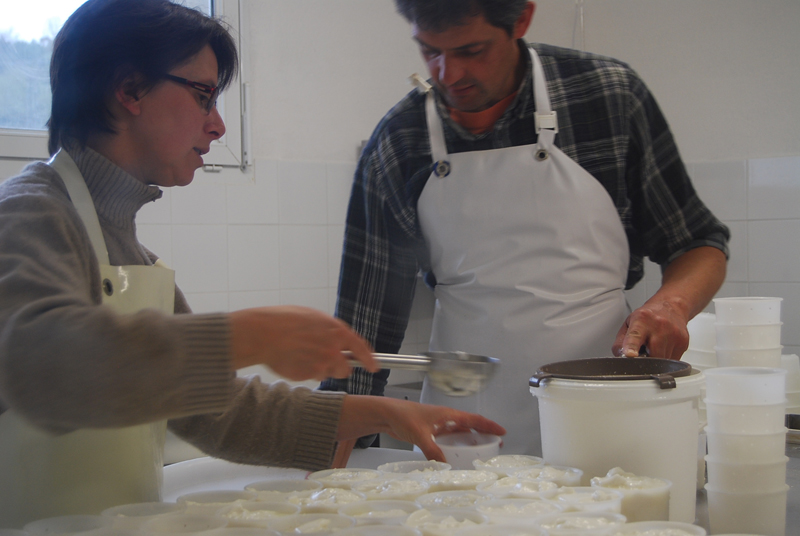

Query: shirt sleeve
[[320, 129, 423, 397], [622, 71, 730, 280]]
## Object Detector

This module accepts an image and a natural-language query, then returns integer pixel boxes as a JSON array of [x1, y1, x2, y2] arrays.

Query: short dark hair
[[48, 0, 238, 155], [394, 0, 529, 35]]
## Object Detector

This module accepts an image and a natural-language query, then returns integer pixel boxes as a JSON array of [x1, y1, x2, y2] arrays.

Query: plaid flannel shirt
[[320, 42, 729, 397]]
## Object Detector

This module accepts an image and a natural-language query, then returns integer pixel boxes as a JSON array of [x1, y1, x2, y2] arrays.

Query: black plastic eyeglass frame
[[163, 74, 219, 114]]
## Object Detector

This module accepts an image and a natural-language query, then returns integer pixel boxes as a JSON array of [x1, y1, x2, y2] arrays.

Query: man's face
[[412, 11, 527, 113]]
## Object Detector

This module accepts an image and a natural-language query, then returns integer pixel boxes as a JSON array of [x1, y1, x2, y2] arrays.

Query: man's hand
[[613, 246, 726, 360]]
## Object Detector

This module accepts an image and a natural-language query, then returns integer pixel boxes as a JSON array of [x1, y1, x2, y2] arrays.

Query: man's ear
[[513, 2, 536, 40]]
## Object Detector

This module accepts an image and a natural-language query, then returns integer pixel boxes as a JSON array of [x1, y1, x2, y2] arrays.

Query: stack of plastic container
[[781, 354, 800, 415], [704, 366, 789, 535], [713, 297, 783, 368]]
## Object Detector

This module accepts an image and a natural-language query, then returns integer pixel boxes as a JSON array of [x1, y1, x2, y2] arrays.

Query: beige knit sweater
[[0, 144, 343, 471]]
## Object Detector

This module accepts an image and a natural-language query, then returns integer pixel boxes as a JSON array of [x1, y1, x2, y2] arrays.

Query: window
[[0, 0, 248, 169]]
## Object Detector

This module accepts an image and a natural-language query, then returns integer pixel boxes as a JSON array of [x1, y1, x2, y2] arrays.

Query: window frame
[[0, 0, 248, 170]]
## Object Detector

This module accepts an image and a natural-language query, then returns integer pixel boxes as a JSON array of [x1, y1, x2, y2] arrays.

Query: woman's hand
[[336, 396, 506, 463], [229, 306, 377, 380]]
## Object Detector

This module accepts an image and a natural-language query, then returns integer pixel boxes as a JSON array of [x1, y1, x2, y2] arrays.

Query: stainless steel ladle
[[347, 351, 500, 397]]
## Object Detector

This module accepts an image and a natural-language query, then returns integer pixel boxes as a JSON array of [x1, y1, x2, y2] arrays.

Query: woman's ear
[[115, 77, 144, 116]]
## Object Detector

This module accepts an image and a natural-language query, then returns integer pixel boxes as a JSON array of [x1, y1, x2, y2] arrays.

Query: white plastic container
[[534, 512, 627, 536], [715, 346, 782, 368], [101, 502, 185, 530], [705, 401, 786, 434], [703, 367, 787, 405], [714, 322, 782, 349], [680, 348, 717, 367], [261, 513, 355, 534], [609, 521, 706, 535], [176, 491, 255, 515], [713, 297, 782, 325], [545, 487, 623, 514], [704, 428, 787, 463], [705, 456, 788, 492], [433, 432, 501, 470], [530, 369, 704, 523], [687, 312, 717, 351], [141, 514, 227, 535], [475, 498, 563, 523], [337, 500, 420, 526], [217, 501, 300, 527], [590, 468, 672, 522], [706, 484, 788, 536], [377, 460, 451, 475], [24, 516, 112, 536]]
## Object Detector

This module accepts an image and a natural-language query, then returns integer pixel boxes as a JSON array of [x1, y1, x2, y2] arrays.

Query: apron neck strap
[[48, 149, 111, 265]]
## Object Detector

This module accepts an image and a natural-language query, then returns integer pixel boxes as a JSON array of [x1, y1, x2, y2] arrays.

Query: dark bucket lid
[[529, 357, 693, 390]]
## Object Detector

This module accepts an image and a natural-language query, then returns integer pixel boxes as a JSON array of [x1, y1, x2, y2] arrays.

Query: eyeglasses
[[163, 74, 219, 114]]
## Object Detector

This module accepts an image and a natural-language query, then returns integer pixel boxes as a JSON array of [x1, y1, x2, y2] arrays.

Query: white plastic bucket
[[530, 369, 704, 524]]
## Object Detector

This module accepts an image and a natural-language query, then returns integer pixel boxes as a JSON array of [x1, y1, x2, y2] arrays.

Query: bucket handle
[[529, 372, 677, 389]]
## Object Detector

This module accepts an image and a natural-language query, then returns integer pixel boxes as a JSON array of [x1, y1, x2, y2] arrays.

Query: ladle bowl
[[347, 351, 499, 396]]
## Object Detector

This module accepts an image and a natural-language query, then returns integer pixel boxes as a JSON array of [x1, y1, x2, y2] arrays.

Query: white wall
[[2, 1, 798, 382]]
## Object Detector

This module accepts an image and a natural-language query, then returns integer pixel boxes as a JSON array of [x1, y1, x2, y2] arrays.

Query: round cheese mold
[[476, 498, 563, 522], [476, 476, 559, 499], [414, 490, 494, 510], [403, 508, 487, 536], [350, 476, 430, 501], [337, 500, 420, 525], [218, 501, 300, 527], [410, 469, 498, 492], [535, 512, 627, 535], [590, 467, 672, 523], [287, 487, 367, 513], [510, 464, 584, 487], [377, 460, 452, 474], [261, 513, 356, 534], [308, 468, 381, 489], [545, 487, 624, 514], [472, 454, 544, 476]]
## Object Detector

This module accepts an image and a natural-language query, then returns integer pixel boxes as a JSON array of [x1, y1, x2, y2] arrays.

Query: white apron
[[417, 48, 630, 455], [0, 150, 174, 528]]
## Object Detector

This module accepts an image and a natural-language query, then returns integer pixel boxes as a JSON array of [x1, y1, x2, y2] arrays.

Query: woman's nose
[[206, 106, 226, 139]]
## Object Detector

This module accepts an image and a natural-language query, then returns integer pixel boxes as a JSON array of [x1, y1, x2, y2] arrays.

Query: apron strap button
[[102, 278, 114, 296], [433, 160, 451, 177], [535, 149, 549, 161]]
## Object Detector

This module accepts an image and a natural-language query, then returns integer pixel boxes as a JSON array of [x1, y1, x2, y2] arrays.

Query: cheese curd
[[308, 468, 381, 489], [220, 501, 299, 524], [263, 513, 355, 534], [476, 476, 558, 499], [511, 465, 583, 487], [590, 468, 672, 523], [476, 498, 563, 521], [350, 476, 430, 501], [546, 487, 623, 514], [473, 455, 544, 476], [412, 470, 498, 492], [288, 488, 367, 513], [536, 512, 627, 534], [404, 508, 486, 536], [415, 490, 494, 510]]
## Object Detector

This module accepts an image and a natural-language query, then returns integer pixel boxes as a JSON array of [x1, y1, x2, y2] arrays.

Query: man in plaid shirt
[[321, 0, 728, 461]]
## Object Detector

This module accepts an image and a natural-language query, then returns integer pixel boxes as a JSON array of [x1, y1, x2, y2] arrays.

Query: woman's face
[[127, 45, 226, 187]]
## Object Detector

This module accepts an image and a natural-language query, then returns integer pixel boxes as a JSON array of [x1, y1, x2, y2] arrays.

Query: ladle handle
[[345, 352, 431, 371]]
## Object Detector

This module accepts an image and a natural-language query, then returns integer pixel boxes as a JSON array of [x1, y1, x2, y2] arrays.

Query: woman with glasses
[[0, 0, 504, 526]]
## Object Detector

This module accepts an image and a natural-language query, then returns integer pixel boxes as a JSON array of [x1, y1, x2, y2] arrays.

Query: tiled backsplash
[[2, 154, 797, 381]]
